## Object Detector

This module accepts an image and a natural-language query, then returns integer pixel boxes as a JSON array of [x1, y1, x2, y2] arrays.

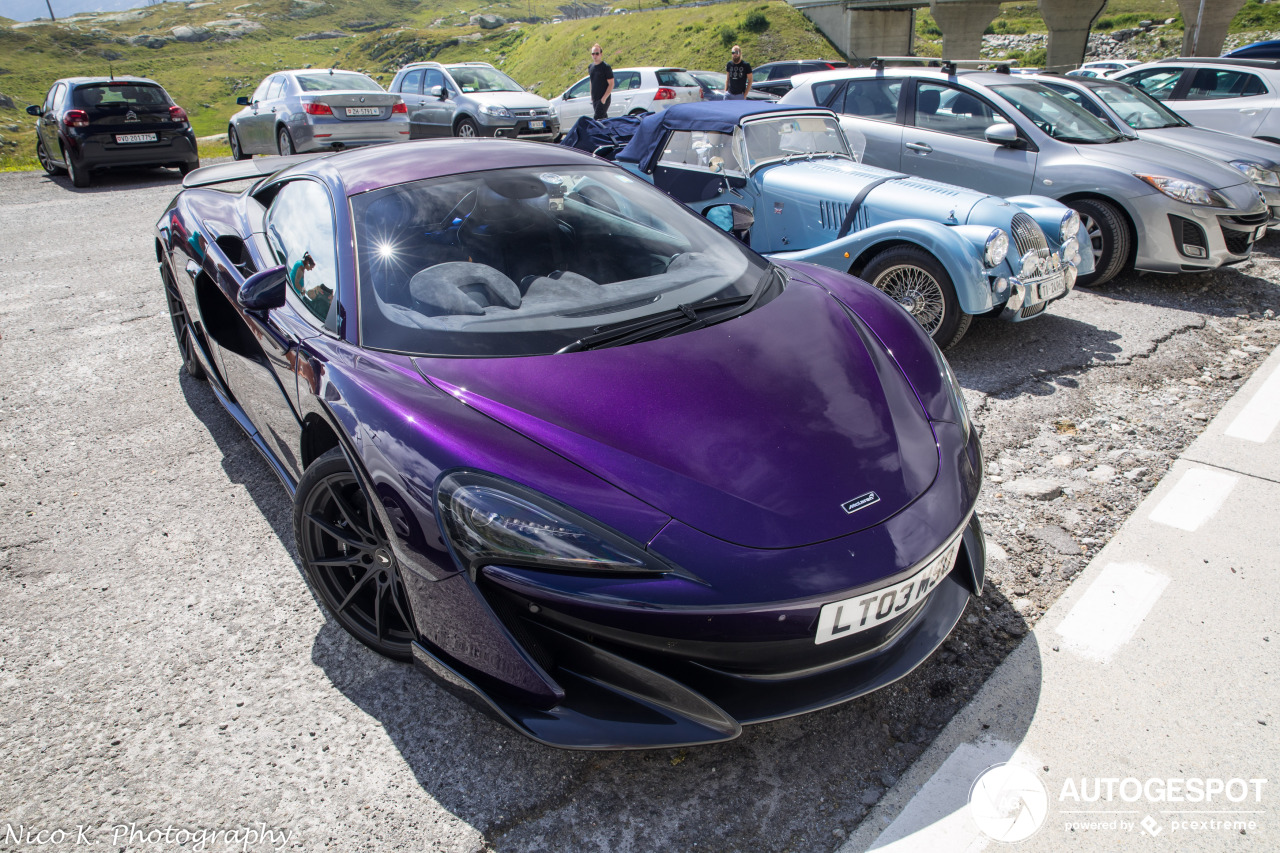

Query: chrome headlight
[[435, 471, 685, 578], [984, 228, 1009, 267], [479, 104, 513, 118], [1060, 209, 1081, 242], [1230, 160, 1280, 188], [1134, 173, 1232, 208]]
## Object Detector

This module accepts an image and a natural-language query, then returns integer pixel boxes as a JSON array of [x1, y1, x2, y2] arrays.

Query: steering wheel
[[436, 189, 477, 229], [1122, 111, 1143, 127]]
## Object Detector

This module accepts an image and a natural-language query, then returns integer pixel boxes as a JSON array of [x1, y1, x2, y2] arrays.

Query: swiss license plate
[[814, 535, 962, 644], [528, 120, 545, 129], [345, 107, 380, 116], [115, 133, 157, 144], [1039, 273, 1067, 301]]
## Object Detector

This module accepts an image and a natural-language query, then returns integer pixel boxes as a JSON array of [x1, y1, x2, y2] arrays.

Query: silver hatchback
[[783, 64, 1269, 286], [228, 69, 409, 159]]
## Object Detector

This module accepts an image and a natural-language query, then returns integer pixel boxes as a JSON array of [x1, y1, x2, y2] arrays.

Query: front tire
[[1070, 198, 1130, 287], [294, 448, 417, 661], [37, 138, 64, 175], [229, 125, 249, 160], [454, 117, 478, 138], [277, 126, 295, 156], [64, 146, 89, 188], [163, 267, 206, 381], [861, 246, 971, 349]]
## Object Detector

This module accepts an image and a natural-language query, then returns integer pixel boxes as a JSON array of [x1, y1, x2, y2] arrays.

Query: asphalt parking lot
[[1, 164, 1278, 853]]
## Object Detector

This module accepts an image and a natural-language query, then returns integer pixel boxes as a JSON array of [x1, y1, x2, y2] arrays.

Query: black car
[[750, 59, 849, 98], [28, 76, 199, 188]]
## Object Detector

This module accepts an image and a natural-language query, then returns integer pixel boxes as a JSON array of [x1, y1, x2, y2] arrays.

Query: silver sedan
[[228, 69, 409, 159]]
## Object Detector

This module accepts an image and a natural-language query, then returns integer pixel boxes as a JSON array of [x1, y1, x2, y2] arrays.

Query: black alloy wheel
[[861, 246, 972, 349], [1070, 198, 1130, 287], [63, 145, 89, 188], [229, 125, 249, 161], [37, 138, 64, 176], [163, 269, 206, 380], [294, 448, 417, 661], [277, 126, 295, 157]]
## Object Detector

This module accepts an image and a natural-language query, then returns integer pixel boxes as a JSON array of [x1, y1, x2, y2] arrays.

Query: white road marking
[[1225, 361, 1280, 443], [861, 739, 1040, 853], [1055, 562, 1169, 663], [1147, 467, 1238, 532]]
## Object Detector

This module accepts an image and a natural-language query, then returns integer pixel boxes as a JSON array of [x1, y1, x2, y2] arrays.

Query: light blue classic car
[[592, 102, 1091, 347]]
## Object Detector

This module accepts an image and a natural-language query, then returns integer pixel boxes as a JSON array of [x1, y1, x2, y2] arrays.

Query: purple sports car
[[157, 139, 985, 749]]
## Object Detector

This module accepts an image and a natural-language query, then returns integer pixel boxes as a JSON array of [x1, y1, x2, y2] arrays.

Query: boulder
[[0, 93, 15, 110], [171, 25, 212, 42], [470, 13, 506, 28], [295, 31, 351, 40]]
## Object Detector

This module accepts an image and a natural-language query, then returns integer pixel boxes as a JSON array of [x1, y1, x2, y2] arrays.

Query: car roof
[[59, 76, 161, 86], [800, 66, 1026, 87], [1153, 56, 1280, 70]]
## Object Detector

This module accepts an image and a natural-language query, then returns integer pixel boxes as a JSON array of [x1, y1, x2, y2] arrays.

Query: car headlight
[[1060, 209, 1080, 243], [938, 354, 973, 445], [435, 471, 686, 578], [479, 104, 512, 118], [1230, 160, 1280, 188], [984, 228, 1009, 267], [1134, 173, 1232, 208]]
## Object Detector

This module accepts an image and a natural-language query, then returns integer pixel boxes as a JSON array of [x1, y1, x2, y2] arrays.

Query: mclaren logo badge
[[842, 492, 880, 514]]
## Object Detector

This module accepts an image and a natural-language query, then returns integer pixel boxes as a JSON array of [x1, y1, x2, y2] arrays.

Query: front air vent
[[819, 200, 850, 230]]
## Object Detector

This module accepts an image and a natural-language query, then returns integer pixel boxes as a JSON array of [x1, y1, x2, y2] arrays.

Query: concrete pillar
[[1039, 0, 1108, 72], [929, 0, 1001, 60], [1177, 0, 1246, 56], [846, 9, 915, 60]]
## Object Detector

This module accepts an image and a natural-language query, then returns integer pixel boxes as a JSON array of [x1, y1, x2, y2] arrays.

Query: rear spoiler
[[181, 152, 330, 189]]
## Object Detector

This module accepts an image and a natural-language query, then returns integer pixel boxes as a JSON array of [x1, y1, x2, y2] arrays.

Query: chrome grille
[[511, 108, 550, 118], [1010, 212, 1049, 257], [1020, 301, 1046, 319], [819, 200, 849, 230]]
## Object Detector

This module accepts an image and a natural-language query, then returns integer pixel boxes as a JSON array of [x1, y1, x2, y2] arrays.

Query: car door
[[829, 77, 906, 170], [556, 76, 593, 127], [899, 80, 1037, 198], [241, 76, 282, 151], [396, 68, 428, 138], [37, 82, 66, 163], [612, 71, 642, 115], [1168, 67, 1272, 138], [410, 68, 454, 137], [651, 128, 747, 206]]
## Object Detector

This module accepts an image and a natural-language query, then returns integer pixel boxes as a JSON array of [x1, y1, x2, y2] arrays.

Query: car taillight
[[391, 101, 407, 114], [169, 105, 189, 123], [63, 109, 90, 128], [654, 87, 676, 101], [303, 102, 333, 116]]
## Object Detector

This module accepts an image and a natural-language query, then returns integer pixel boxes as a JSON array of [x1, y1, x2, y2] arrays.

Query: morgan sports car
[[156, 140, 986, 749], [585, 101, 1089, 349]]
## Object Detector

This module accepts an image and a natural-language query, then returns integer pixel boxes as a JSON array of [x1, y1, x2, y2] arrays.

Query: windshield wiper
[[557, 266, 784, 353]]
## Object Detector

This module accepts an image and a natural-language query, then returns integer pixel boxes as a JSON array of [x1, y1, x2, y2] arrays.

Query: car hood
[[1071, 137, 1254, 192], [757, 158, 991, 224], [414, 281, 939, 550], [466, 91, 552, 110], [1138, 125, 1280, 170]]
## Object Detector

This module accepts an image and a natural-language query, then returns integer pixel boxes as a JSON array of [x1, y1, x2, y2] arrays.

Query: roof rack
[[1157, 56, 1280, 70], [865, 56, 1013, 76]]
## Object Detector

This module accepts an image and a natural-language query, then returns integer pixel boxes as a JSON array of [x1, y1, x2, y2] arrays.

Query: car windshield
[[1091, 83, 1185, 130], [741, 115, 851, 170], [296, 72, 383, 92], [447, 66, 523, 93], [991, 82, 1124, 142], [73, 83, 169, 109], [693, 71, 726, 89], [353, 165, 768, 357]]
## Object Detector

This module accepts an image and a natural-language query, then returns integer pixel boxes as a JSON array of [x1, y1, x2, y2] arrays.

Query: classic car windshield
[[1092, 83, 1186, 130], [353, 165, 768, 357], [992, 83, 1124, 143], [742, 115, 851, 170], [447, 66, 524, 94]]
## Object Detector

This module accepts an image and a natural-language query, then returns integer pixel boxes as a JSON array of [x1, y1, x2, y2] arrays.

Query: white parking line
[[1225, 361, 1280, 443], [1055, 562, 1169, 663], [1147, 467, 1238, 532]]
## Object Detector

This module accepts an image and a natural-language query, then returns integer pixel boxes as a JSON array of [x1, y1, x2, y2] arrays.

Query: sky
[[2, 0, 154, 22]]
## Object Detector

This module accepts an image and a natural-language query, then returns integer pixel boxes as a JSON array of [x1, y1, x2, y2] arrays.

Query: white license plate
[[345, 107, 380, 116], [528, 120, 545, 129], [115, 133, 157, 144], [1039, 273, 1067, 301], [814, 535, 962, 644]]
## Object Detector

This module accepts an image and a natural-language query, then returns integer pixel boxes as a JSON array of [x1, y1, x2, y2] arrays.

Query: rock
[[470, 13, 506, 28], [1029, 524, 1080, 555], [1050, 454, 1074, 468], [295, 31, 351, 40], [1007, 478, 1063, 501], [860, 786, 884, 805], [986, 541, 1008, 562], [171, 25, 211, 42], [128, 34, 170, 49], [1011, 597, 1034, 613], [1087, 464, 1117, 484], [0, 93, 14, 110]]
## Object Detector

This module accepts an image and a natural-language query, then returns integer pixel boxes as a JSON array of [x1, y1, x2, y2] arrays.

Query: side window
[[1047, 85, 1108, 119], [751, 67, 769, 84], [812, 80, 844, 108], [618, 72, 640, 92], [566, 77, 590, 98], [1117, 68, 1183, 100], [1185, 69, 1267, 100], [399, 69, 423, 94], [264, 180, 338, 325], [44, 83, 63, 112], [250, 78, 270, 103], [769, 64, 798, 81], [423, 69, 445, 97], [841, 78, 902, 121], [657, 130, 741, 174], [914, 82, 1004, 140], [266, 77, 286, 101]]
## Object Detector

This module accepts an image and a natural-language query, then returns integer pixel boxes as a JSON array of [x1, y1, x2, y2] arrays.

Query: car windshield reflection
[[742, 115, 852, 170]]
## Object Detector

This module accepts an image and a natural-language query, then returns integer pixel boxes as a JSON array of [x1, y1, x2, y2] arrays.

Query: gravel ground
[[1, 165, 1278, 853]]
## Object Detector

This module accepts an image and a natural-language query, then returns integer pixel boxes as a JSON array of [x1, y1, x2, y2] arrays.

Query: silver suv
[[782, 63, 1269, 285], [388, 61, 557, 141]]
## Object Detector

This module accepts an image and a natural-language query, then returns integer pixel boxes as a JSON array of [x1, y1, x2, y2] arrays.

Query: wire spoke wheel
[[163, 273, 206, 380], [872, 264, 947, 335], [296, 452, 415, 660]]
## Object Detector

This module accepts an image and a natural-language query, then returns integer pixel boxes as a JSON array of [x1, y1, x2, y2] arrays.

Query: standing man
[[588, 43, 614, 118], [725, 45, 752, 100], [589, 43, 614, 119]]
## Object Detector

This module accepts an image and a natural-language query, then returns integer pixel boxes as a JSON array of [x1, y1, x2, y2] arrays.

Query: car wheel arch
[[1058, 192, 1138, 281], [301, 412, 342, 471]]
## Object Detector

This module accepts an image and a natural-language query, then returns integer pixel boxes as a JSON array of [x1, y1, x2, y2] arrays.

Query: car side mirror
[[237, 96, 250, 106], [27, 104, 41, 116], [704, 203, 754, 242], [238, 265, 289, 312], [985, 122, 1022, 147]]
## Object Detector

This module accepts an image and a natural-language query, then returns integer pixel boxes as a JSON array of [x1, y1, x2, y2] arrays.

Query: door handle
[[905, 142, 933, 153], [1241, 109, 1259, 116]]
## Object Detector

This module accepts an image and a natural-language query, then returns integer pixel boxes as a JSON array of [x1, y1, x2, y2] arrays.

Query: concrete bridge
[[785, 0, 1249, 71]]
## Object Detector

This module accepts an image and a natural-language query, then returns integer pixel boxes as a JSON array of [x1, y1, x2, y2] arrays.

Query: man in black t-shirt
[[725, 45, 752, 100], [589, 43, 614, 119]]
